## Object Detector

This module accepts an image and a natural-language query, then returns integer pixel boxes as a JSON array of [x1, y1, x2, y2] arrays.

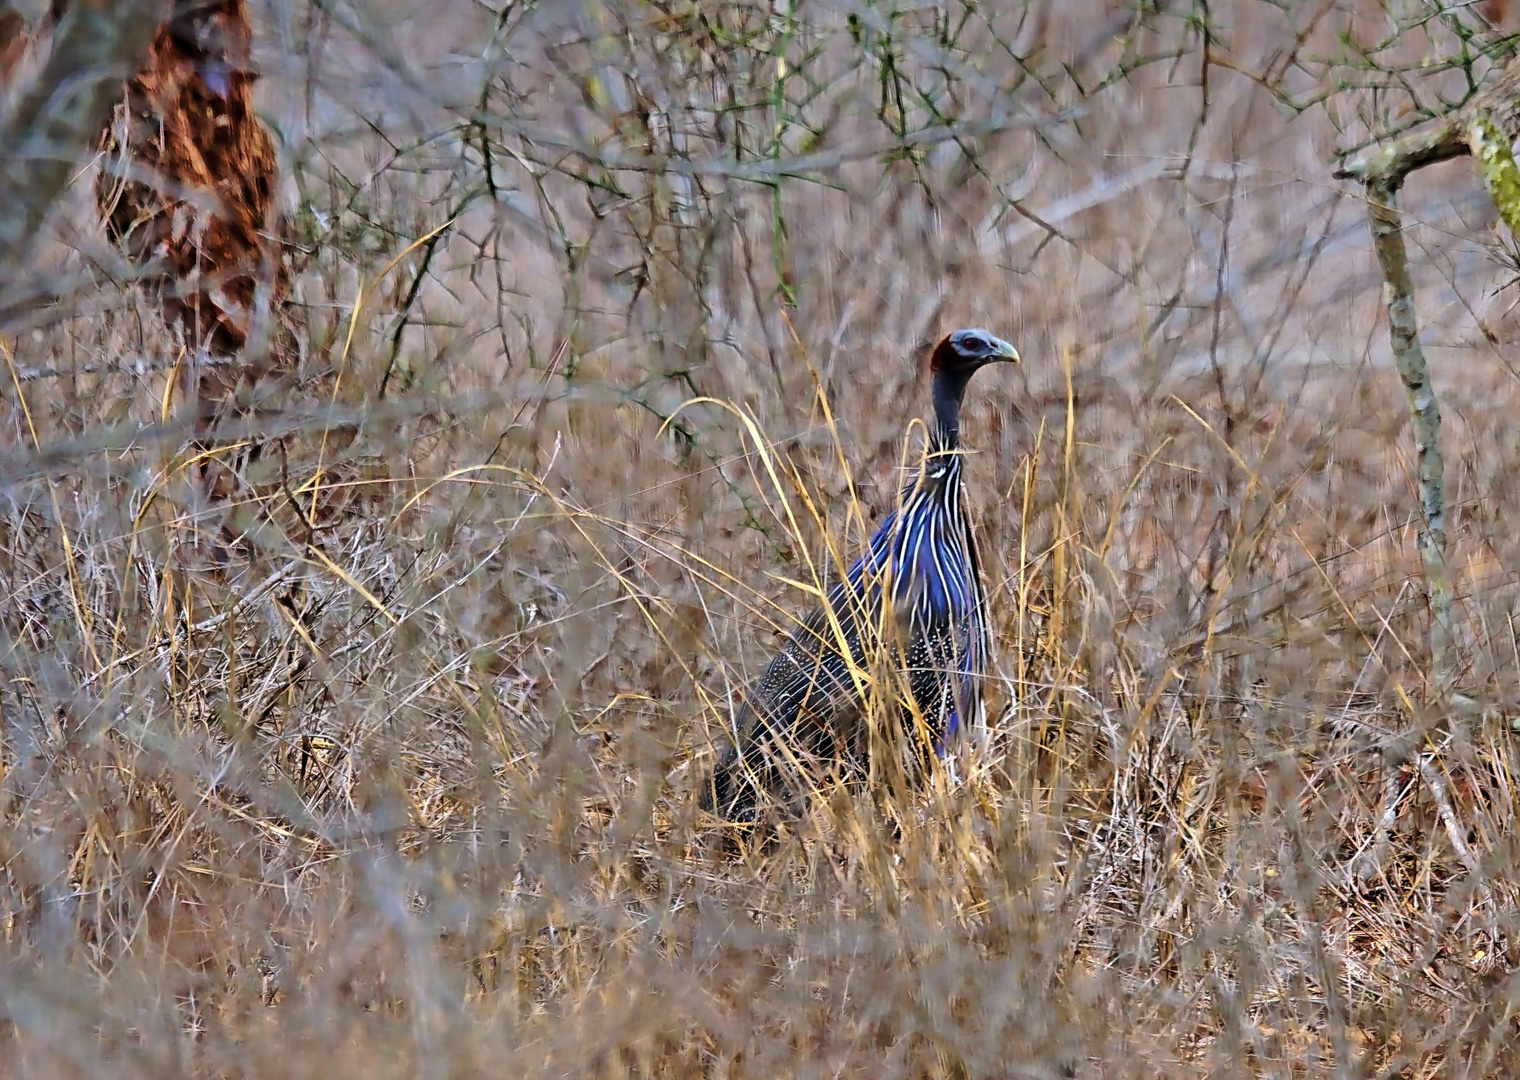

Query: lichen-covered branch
[[1333, 124, 1468, 186], [0, 0, 165, 272], [1334, 57, 1520, 187], [1365, 178, 1455, 699], [1469, 108, 1520, 239]]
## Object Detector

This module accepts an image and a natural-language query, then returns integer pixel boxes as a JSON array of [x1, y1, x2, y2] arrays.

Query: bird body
[[706, 329, 1018, 822]]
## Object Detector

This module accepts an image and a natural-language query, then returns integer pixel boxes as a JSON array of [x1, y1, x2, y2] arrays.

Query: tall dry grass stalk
[[5, 1, 1520, 1076]]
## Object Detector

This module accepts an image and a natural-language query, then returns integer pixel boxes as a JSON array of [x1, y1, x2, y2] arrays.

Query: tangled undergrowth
[[6, 1, 1520, 1076]]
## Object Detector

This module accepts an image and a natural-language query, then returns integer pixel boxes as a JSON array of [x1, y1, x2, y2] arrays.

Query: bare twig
[[1416, 753, 1481, 878]]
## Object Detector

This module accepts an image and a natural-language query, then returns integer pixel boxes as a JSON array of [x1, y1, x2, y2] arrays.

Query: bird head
[[929, 328, 1020, 377]]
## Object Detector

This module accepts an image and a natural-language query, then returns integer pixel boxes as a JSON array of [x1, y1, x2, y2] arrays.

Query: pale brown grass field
[[6, 1, 1520, 1076]]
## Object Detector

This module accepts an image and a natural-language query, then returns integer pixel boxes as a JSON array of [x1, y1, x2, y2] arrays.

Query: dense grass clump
[[5, 1, 1520, 1075]]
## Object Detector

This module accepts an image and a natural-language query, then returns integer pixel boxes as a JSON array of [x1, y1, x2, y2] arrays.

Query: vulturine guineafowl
[[705, 328, 1019, 824]]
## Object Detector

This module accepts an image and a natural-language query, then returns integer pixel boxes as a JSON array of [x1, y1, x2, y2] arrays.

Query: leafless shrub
[[4, 1, 1520, 1076]]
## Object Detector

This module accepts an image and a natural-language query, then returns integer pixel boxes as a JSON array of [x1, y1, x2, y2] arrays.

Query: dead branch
[[1334, 61, 1520, 186], [1336, 53, 1520, 894]]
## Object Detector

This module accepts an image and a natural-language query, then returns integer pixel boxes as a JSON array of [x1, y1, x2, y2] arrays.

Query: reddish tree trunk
[[0, 4, 27, 86], [88, 0, 285, 422]]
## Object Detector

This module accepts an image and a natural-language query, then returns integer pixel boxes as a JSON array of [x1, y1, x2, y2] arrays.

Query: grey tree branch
[[0, 0, 165, 272], [1333, 124, 1468, 186], [1334, 62, 1520, 185], [1332, 58, 1520, 705], [1364, 177, 1455, 701]]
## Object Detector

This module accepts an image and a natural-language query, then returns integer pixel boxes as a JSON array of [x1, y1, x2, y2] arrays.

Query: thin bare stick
[[1416, 753, 1480, 878]]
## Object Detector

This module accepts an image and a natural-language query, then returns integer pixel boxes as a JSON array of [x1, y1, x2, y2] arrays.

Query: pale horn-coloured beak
[[990, 336, 1020, 364]]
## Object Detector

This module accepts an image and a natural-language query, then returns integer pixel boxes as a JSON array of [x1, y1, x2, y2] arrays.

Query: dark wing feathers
[[704, 462, 990, 822]]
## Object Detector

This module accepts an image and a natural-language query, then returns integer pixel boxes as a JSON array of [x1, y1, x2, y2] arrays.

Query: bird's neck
[[929, 369, 971, 455]]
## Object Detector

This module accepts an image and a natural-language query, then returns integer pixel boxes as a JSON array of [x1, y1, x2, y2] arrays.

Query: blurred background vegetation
[[5, 0, 1520, 1075]]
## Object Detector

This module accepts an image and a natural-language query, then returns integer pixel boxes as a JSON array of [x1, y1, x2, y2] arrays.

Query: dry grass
[[6, 0, 1520, 1075]]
